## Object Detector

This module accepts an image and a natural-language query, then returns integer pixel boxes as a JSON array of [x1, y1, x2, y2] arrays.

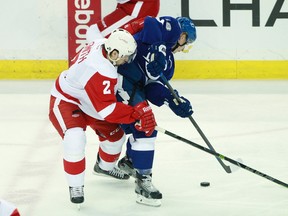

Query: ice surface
[[0, 80, 287, 216]]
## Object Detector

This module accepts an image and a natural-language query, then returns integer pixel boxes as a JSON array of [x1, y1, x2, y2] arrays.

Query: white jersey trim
[[97, 103, 116, 119], [101, 1, 144, 37], [53, 98, 67, 133], [117, 0, 131, 4]]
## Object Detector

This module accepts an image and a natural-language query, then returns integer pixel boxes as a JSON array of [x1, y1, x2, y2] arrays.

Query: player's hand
[[146, 43, 166, 78], [132, 101, 156, 136], [165, 90, 193, 118]]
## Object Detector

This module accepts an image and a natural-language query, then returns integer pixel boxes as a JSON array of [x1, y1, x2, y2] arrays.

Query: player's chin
[[117, 61, 127, 66]]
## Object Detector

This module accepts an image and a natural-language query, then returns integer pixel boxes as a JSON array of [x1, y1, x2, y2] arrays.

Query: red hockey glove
[[132, 101, 156, 136]]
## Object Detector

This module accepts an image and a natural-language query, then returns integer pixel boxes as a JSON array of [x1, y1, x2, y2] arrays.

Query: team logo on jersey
[[165, 22, 172, 31], [109, 126, 121, 136]]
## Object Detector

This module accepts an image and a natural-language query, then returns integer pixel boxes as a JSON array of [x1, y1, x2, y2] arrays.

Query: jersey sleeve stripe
[[98, 103, 116, 119]]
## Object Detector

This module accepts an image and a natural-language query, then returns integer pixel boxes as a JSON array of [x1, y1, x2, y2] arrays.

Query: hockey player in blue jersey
[[116, 16, 197, 206]]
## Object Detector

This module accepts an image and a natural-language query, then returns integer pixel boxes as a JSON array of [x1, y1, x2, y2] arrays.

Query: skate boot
[[135, 172, 162, 207], [69, 186, 84, 204], [118, 156, 137, 178], [93, 156, 130, 180]]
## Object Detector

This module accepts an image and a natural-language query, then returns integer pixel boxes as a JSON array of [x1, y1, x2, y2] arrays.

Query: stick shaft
[[160, 74, 231, 173], [156, 126, 288, 188]]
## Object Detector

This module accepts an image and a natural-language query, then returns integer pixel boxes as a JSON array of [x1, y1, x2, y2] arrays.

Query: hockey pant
[[86, 0, 160, 41], [49, 96, 126, 187]]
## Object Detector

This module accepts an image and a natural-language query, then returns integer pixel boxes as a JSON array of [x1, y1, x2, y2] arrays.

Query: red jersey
[[86, 0, 159, 41], [51, 39, 136, 124]]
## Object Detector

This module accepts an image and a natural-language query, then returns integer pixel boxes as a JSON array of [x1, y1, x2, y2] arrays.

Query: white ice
[[0, 80, 287, 216]]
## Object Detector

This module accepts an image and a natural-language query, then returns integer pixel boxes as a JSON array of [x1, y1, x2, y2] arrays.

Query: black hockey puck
[[200, 182, 210, 187]]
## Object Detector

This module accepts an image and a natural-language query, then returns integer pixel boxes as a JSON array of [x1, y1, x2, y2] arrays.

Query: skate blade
[[77, 204, 82, 211], [92, 171, 130, 180], [118, 165, 137, 178], [136, 194, 161, 207]]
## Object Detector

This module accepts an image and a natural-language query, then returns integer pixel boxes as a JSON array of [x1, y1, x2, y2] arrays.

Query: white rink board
[[0, 0, 287, 60]]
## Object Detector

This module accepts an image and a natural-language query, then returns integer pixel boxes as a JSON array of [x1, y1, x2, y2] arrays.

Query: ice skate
[[118, 156, 137, 178], [93, 158, 130, 180], [69, 186, 84, 210], [135, 173, 162, 207]]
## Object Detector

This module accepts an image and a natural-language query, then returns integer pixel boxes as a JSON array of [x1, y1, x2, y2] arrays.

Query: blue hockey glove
[[165, 91, 193, 118], [146, 43, 166, 78]]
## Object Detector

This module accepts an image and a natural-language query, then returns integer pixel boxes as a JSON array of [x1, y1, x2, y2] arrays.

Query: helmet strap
[[172, 42, 181, 53]]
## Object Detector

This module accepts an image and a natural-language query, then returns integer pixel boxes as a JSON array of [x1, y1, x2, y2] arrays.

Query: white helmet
[[104, 28, 137, 64]]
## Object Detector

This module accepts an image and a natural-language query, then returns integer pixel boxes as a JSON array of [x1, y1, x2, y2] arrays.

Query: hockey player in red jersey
[[86, 0, 160, 41], [49, 29, 157, 206]]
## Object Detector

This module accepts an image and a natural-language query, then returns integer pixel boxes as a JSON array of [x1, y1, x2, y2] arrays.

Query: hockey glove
[[132, 101, 156, 136], [165, 91, 193, 118], [146, 43, 167, 78]]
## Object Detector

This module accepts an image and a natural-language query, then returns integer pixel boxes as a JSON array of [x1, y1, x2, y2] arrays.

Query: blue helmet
[[176, 17, 197, 44]]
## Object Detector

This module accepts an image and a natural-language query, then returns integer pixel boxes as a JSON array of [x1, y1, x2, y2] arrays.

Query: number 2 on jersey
[[103, 80, 111, 94]]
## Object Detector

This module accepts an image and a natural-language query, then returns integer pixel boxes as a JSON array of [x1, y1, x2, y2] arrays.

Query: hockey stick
[[160, 74, 232, 173], [156, 126, 288, 188]]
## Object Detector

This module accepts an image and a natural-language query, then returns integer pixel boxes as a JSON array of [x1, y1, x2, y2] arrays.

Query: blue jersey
[[118, 16, 181, 107]]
